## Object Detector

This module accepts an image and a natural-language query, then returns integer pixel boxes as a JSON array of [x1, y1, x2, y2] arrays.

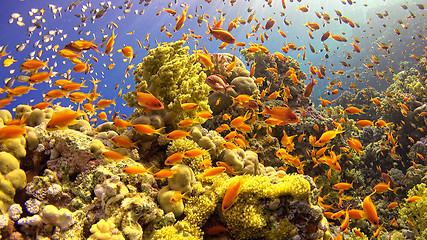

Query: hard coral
[[0, 152, 26, 213], [125, 40, 211, 125]]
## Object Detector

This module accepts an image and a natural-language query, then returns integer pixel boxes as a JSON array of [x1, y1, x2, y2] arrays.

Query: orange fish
[[170, 191, 189, 203], [356, 120, 373, 127], [44, 89, 67, 100], [373, 182, 392, 193], [111, 136, 137, 148], [184, 148, 209, 158], [102, 150, 128, 161], [105, 29, 117, 54], [122, 165, 153, 174], [260, 105, 299, 125], [0, 125, 27, 142], [46, 108, 82, 131], [200, 158, 212, 169], [113, 118, 133, 129], [362, 191, 379, 226], [31, 101, 52, 110], [315, 128, 344, 146], [164, 152, 185, 165], [165, 130, 190, 140], [332, 182, 353, 191], [347, 138, 363, 155], [132, 124, 164, 135], [304, 78, 317, 98], [203, 19, 236, 44], [387, 202, 399, 209], [153, 169, 178, 179], [406, 196, 423, 203], [202, 167, 226, 177], [20, 59, 49, 72], [96, 98, 116, 109], [222, 177, 245, 211], [97, 112, 108, 121], [136, 91, 164, 111], [180, 102, 199, 110], [344, 107, 365, 114], [177, 119, 195, 128], [197, 111, 213, 119], [174, 6, 189, 32]]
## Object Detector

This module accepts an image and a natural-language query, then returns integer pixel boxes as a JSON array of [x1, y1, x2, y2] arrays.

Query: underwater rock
[[41, 205, 74, 231], [0, 110, 12, 126], [167, 164, 195, 193]]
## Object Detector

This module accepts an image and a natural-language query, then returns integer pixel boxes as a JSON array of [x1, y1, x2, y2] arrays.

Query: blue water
[[0, 0, 425, 120]]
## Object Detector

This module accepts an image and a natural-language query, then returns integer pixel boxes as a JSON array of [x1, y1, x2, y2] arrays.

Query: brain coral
[[124, 40, 211, 125]]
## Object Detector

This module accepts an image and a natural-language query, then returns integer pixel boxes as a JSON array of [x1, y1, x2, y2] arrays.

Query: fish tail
[[203, 19, 212, 34], [260, 105, 271, 115], [155, 127, 165, 135], [146, 165, 155, 174]]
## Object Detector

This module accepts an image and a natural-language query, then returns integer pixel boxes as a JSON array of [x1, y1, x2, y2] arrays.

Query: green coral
[[124, 40, 211, 125], [399, 183, 427, 239]]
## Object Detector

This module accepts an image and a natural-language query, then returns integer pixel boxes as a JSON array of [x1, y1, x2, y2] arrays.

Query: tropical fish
[[132, 124, 164, 135], [102, 150, 128, 161], [205, 74, 234, 94], [122, 165, 152, 174], [153, 169, 178, 179], [136, 91, 164, 111], [222, 177, 245, 211], [260, 105, 299, 125], [363, 191, 379, 226], [46, 108, 82, 130], [203, 19, 236, 44]]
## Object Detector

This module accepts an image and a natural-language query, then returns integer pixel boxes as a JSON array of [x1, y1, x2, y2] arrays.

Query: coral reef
[[124, 40, 211, 125], [0, 152, 26, 213]]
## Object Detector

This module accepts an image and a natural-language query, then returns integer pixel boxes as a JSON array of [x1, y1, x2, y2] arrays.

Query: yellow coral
[[152, 225, 200, 240], [124, 40, 211, 125], [88, 219, 125, 240]]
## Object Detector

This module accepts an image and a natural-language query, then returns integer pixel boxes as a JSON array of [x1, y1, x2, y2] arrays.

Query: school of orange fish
[[1, 0, 427, 239]]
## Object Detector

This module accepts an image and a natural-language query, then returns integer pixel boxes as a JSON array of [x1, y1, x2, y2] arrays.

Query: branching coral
[[399, 183, 427, 239], [124, 40, 211, 125]]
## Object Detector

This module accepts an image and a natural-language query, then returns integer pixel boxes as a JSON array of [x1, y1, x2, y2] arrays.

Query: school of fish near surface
[[0, 0, 427, 239]]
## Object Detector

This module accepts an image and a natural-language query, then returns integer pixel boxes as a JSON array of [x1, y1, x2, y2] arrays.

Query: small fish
[[184, 148, 209, 158], [165, 130, 190, 140], [169, 191, 189, 203], [123, 165, 152, 174], [362, 191, 379, 226], [406, 196, 423, 203], [46, 108, 82, 130], [180, 102, 199, 110], [203, 19, 236, 44], [111, 136, 137, 148], [332, 182, 353, 190], [102, 150, 128, 161], [153, 169, 178, 179], [202, 166, 226, 177], [164, 152, 185, 165], [344, 107, 364, 114], [0, 125, 27, 142], [136, 91, 164, 111], [222, 177, 245, 211], [132, 124, 164, 135]]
